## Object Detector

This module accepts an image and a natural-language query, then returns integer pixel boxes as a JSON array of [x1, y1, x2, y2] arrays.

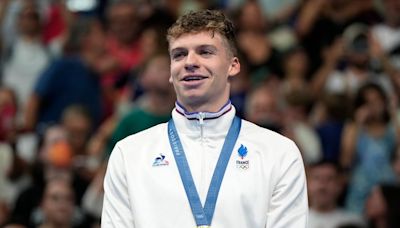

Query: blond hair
[[167, 10, 237, 56]]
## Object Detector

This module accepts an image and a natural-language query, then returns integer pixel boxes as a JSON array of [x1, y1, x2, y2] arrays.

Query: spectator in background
[[105, 53, 175, 156], [365, 146, 400, 228], [60, 105, 100, 183], [295, 0, 381, 76], [42, 0, 74, 56], [103, 0, 143, 80], [61, 105, 93, 157], [372, 0, 400, 69], [1, 0, 39, 53], [113, 7, 175, 105], [38, 177, 76, 228], [280, 46, 310, 98], [234, 0, 282, 85], [369, 19, 400, 98], [310, 23, 397, 99], [1, 1, 50, 127], [341, 82, 398, 214], [138, 7, 175, 69], [244, 84, 282, 133], [313, 93, 350, 162], [308, 160, 366, 228], [23, 17, 104, 133], [97, 0, 145, 118], [159, 0, 208, 18], [0, 0, 72, 58], [11, 125, 90, 227], [222, 0, 300, 24], [282, 91, 322, 164]]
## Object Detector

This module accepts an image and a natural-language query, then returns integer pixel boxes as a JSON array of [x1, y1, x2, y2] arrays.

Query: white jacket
[[102, 105, 308, 228]]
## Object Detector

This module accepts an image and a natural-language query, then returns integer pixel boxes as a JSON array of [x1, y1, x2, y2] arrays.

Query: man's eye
[[171, 52, 186, 60], [200, 50, 213, 55]]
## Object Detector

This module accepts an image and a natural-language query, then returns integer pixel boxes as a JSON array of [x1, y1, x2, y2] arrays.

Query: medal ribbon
[[168, 116, 241, 227]]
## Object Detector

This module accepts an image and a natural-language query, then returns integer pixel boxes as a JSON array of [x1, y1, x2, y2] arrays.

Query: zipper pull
[[199, 112, 205, 139], [199, 112, 205, 126]]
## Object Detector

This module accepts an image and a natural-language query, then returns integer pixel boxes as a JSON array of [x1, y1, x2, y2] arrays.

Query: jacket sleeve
[[265, 140, 308, 228], [101, 144, 135, 228]]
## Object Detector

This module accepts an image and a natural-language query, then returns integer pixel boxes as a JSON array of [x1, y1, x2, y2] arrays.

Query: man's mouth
[[181, 75, 208, 81]]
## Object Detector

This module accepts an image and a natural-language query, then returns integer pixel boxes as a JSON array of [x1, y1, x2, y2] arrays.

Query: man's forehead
[[169, 31, 225, 49]]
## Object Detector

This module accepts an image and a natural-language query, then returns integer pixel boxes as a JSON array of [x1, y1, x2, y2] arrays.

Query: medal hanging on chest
[[168, 116, 241, 227]]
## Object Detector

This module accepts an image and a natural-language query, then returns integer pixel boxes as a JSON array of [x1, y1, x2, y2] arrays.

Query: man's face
[[41, 181, 74, 225], [108, 4, 137, 44], [18, 6, 41, 35], [308, 164, 341, 210], [63, 115, 91, 153], [363, 88, 386, 120], [169, 31, 240, 111]]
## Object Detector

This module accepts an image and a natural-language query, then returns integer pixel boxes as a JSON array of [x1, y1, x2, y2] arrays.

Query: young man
[[102, 10, 308, 228], [307, 161, 365, 228]]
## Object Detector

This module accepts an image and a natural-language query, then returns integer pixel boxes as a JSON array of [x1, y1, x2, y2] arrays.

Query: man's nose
[[184, 52, 199, 72]]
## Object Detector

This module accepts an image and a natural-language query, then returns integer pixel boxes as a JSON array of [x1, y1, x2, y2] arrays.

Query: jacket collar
[[172, 101, 236, 137], [175, 100, 232, 120]]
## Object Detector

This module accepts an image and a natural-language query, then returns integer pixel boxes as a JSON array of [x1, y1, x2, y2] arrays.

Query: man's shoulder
[[241, 119, 294, 145], [106, 122, 169, 171], [240, 119, 301, 160]]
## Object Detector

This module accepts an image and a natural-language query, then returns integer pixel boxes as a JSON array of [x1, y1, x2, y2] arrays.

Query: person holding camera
[[310, 23, 397, 99], [340, 82, 399, 215]]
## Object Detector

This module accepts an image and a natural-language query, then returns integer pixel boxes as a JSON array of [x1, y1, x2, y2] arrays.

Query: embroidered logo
[[152, 153, 169, 167], [236, 144, 249, 170]]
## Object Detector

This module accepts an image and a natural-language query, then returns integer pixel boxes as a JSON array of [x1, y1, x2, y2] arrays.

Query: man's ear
[[228, 57, 240, 77], [169, 75, 173, 83]]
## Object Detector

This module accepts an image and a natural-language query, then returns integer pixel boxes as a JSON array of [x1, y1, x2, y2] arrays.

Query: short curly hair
[[167, 10, 237, 56]]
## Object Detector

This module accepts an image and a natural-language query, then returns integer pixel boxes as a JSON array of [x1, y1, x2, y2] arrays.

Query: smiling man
[[168, 30, 239, 112], [101, 10, 308, 228]]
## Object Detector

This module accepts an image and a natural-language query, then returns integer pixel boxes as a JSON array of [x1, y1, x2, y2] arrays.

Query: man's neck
[[175, 100, 232, 121], [178, 99, 230, 113], [180, 104, 227, 114]]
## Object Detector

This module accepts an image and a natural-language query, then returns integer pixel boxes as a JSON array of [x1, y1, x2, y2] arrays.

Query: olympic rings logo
[[237, 164, 249, 170]]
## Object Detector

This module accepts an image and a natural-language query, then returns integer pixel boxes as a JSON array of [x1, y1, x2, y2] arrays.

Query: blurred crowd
[[0, 0, 399, 227]]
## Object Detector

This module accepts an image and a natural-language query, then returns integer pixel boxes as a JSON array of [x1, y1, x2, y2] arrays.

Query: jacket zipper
[[199, 112, 206, 202], [199, 112, 205, 139]]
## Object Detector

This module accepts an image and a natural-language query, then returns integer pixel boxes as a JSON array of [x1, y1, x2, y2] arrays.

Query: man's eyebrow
[[198, 44, 217, 50], [170, 47, 187, 53]]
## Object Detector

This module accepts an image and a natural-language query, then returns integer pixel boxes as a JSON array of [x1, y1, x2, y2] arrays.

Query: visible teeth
[[184, 76, 204, 81]]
